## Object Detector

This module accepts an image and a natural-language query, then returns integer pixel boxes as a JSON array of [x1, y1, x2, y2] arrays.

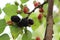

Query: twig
[[26, 1, 48, 19]]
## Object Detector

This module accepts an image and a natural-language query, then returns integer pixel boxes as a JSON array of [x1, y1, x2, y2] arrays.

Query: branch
[[26, 1, 48, 19], [44, 0, 54, 40]]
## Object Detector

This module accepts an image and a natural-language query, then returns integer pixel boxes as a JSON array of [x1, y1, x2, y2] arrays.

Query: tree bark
[[44, 0, 54, 40]]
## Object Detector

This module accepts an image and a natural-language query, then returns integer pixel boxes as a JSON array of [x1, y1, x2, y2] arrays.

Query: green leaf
[[10, 25, 23, 39], [32, 25, 45, 40], [20, 4, 28, 18], [54, 0, 58, 5], [56, 24, 60, 33], [14, 1, 19, 6], [20, 12, 28, 18], [0, 34, 10, 40], [20, 0, 29, 3], [22, 30, 32, 40], [0, 8, 2, 14], [53, 33, 60, 40], [54, 0, 60, 9], [4, 15, 11, 22], [54, 16, 60, 23], [29, 13, 40, 30], [20, 4, 23, 9], [53, 23, 60, 33], [3, 3, 18, 18], [0, 19, 7, 34], [43, 4, 48, 15], [31, 39, 35, 40]]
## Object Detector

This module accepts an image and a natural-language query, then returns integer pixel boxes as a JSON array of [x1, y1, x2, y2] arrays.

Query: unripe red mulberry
[[36, 37, 40, 40], [23, 6, 29, 14], [33, 1, 40, 7], [39, 7, 44, 13], [38, 13, 43, 20]]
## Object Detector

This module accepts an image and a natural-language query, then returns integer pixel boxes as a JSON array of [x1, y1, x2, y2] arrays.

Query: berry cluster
[[6, 1, 48, 40], [9, 1, 44, 26], [33, 1, 44, 13], [33, 1, 44, 21], [16, 1, 44, 17], [11, 15, 34, 27]]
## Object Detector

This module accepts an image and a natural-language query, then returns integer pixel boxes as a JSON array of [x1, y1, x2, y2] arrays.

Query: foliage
[[20, 0, 29, 3], [0, 19, 7, 34], [0, 0, 60, 40], [0, 34, 10, 40], [22, 30, 32, 40], [3, 3, 18, 21], [0, 8, 2, 14]]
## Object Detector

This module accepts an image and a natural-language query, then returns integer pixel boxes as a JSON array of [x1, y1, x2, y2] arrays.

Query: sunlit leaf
[[0, 34, 10, 40], [20, 4, 23, 10], [0, 8, 2, 14], [20, 12, 28, 18], [29, 13, 40, 30], [10, 25, 23, 39], [43, 4, 48, 15], [22, 30, 32, 40], [54, 16, 60, 23], [56, 24, 60, 33], [32, 25, 45, 40], [20, 0, 29, 3], [4, 15, 11, 22], [0, 19, 7, 34], [53, 33, 60, 40], [3, 3, 18, 18]]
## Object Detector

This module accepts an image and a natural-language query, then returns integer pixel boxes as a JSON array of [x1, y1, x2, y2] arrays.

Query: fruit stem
[[25, 27, 27, 33]]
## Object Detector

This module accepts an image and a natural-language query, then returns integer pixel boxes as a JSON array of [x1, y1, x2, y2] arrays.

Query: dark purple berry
[[17, 21, 23, 27], [28, 19, 34, 25], [21, 18, 29, 27], [17, 18, 29, 27], [11, 15, 20, 23]]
